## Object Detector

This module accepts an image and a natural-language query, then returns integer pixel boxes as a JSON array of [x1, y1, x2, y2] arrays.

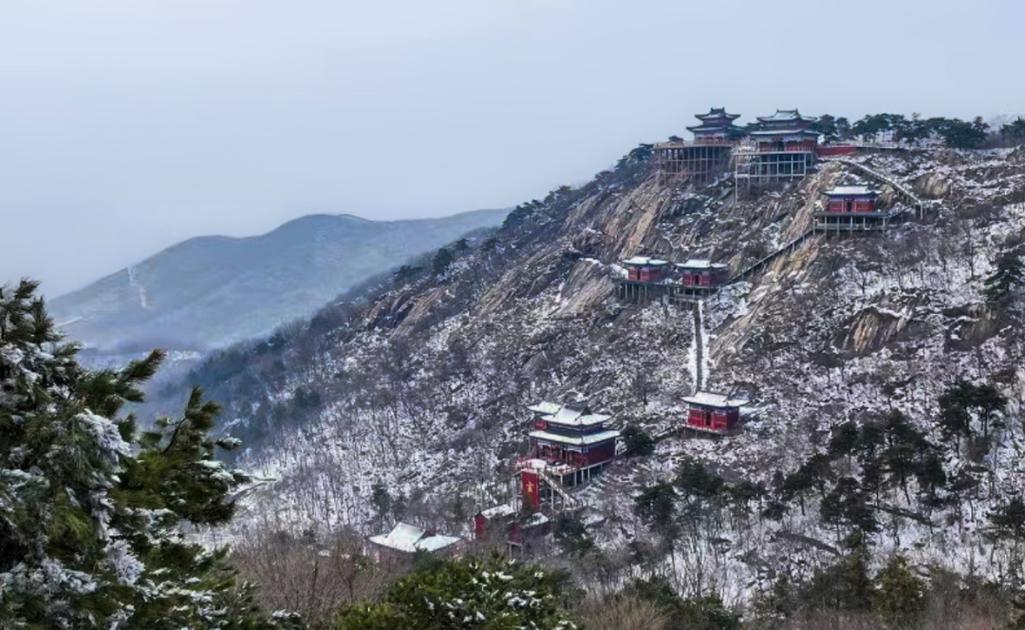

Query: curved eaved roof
[[756, 108, 818, 124]]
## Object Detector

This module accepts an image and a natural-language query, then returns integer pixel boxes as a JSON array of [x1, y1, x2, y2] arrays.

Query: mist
[[2, 0, 1022, 295]]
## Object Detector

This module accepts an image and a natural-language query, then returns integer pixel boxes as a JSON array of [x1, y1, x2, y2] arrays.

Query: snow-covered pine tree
[[984, 246, 1025, 304], [0, 280, 296, 629]]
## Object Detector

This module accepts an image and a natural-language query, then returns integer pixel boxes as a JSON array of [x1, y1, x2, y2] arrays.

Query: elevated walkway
[[821, 156, 932, 219]]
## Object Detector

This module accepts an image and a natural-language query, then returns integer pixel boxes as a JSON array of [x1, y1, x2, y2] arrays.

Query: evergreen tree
[[371, 481, 393, 517], [553, 514, 594, 557], [634, 483, 678, 534], [1001, 117, 1025, 145], [914, 451, 948, 508], [0, 280, 287, 628], [873, 555, 925, 628], [432, 247, 456, 275], [989, 496, 1025, 542], [621, 424, 655, 457], [827, 420, 860, 459], [939, 118, 989, 149], [812, 114, 840, 142], [623, 578, 740, 630], [984, 247, 1025, 304], [820, 477, 878, 535], [938, 380, 1007, 448], [801, 534, 874, 613], [675, 458, 725, 504], [881, 410, 927, 502], [334, 555, 577, 629]]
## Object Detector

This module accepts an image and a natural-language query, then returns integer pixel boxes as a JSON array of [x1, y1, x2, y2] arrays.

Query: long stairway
[[729, 157, 932, 284], [822, 156, 931, 219], [692, 300, 704, 390], [534, 466, 580, 510], [730, 227, 815, 283]]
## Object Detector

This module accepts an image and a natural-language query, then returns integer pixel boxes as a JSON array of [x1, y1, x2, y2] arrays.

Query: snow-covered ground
[[199, 146, 1025, 602]]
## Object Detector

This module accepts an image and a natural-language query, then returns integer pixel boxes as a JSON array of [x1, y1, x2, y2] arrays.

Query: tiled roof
[[683, 391, 748, 408]]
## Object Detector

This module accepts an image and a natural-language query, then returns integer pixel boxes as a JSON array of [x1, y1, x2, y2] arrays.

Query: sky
[[2, 0, 1023, 296]]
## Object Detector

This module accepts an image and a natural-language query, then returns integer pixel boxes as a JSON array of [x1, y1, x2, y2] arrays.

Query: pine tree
[[0, 280, 289, 628], [873, 555, 925, 629], [827, 420, 860, 459], [432, 247, 456, 275], [984, 247, 1025, 304], [621, 424, 655, 457], [334, 555, 577, 629], [1001, 117, 1025, 145]]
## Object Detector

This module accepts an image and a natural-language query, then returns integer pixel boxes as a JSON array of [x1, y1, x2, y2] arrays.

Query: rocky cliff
[[166, 145, 1025, 601]]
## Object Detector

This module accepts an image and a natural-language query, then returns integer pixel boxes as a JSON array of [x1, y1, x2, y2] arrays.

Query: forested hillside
[[147, 135, 1025, 627]]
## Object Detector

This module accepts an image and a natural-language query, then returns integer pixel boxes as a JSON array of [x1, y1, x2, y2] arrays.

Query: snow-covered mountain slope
[[167, 146, 1025, 595], [49, 208, 508, 360]]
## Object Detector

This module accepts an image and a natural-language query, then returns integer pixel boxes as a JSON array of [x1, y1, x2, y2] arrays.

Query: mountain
[[49, 208, 508, 359], [155, 144, 1025, 603]]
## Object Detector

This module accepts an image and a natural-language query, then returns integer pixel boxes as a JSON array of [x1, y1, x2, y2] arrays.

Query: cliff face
[[170, 145, 1025, 599]]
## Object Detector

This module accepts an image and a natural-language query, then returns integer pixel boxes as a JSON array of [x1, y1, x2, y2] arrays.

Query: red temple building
[[516, 402, 620, 512], [622, 256, 670, 282], [672, 259, 730, 297], [473, 504, 517, 541], [814, 185, 891, 233], [688, 107, 746, 144], [620, 256, 670, 301], [654, 107, 745, 182], [472, 504, 550, 555], [735, 109, 820, 193], [750, 109, 819, 152], [683, 391, 748, 435]]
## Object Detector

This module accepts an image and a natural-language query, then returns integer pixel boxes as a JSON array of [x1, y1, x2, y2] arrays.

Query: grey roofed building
[[368, 522, 461, 554]]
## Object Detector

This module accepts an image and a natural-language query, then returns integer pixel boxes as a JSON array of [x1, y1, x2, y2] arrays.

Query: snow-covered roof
[[675, 259, 728, 270], [368, 522, 460, 554], [520, 458, 550, 470], [749, 128, 820, 137], [756, 109, 817, 123], [416, 533, 462, 552], [682, 391, 748, 408], [522, 512, 550, 528], [479, 503, 517, 519], [527, 401, 562, 415], [529, 429, 621, 446], [529, 401, 611, 427], [622, 255, 669, 266], [826, 185, 877, 197]]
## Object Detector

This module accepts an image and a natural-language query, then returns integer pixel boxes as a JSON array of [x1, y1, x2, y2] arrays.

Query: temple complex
[[734, 109, 820, 193], [654, 107, 745, 182]]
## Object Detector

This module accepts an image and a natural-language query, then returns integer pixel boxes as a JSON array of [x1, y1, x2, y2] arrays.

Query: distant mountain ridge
[[50, 208, 508, 355]]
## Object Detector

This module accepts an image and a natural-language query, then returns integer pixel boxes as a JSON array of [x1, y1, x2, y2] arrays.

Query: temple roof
[[675, 259, 728, 270], [527, 401, 562, 415], [478, 503, 517, 519], [749, 128, 820, 137], [826, 185, 877, 196], [756, 108, 818, 123], [529, 429, 621, 446], [529, 401, 611, 427], [622, 255, 670, 266], [683, 391, 748, 408], [696, 107, 741, 121], [369, 522, 460, 553], [688, 107, 744, 137]]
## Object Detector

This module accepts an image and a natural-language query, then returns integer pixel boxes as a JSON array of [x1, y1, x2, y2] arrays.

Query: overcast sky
[[2, 0, 1022, 296]]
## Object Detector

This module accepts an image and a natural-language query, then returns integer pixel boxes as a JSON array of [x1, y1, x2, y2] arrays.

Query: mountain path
[[126, 265, 150, 310]]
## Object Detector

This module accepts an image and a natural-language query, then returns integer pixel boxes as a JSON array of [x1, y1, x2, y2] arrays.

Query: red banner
[[521, 471, 541, 510]]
